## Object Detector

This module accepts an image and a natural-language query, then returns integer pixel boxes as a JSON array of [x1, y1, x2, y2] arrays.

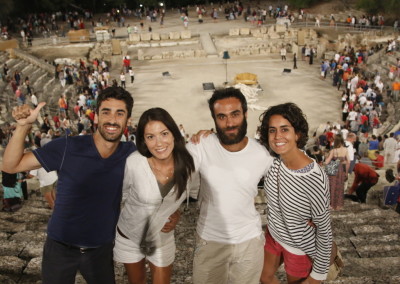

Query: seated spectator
[[371, 151, 384, 169]]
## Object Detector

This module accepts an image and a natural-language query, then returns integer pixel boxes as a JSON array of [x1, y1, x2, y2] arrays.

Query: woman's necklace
[[149, 158, 174, 181]]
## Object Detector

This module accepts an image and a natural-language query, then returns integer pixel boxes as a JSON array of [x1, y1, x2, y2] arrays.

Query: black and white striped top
[[264, 158, 332, 280]]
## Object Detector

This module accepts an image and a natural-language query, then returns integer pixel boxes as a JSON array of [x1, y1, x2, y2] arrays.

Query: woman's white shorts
[[113, 229, 175, 267]]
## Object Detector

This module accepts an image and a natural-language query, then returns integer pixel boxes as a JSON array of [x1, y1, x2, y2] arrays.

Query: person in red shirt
[[371, 151, 384, 169], [348, 163, 379, 203]]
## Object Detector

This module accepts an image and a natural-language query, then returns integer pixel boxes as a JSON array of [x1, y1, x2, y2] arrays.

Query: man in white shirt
[[345, 133, 357, 173], [383, 133, 398, 165], [187, 88, 273, 284]]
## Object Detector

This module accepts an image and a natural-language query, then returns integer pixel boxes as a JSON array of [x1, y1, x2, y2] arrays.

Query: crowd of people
[[1, 3, 400, 284]]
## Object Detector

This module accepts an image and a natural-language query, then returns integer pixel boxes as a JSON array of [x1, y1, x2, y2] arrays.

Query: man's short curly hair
[[258, 102, 309, 155]]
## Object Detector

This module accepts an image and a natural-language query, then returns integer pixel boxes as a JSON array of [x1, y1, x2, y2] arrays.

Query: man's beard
[[216, 118, 247, 145], [98, 123, 124, 142]]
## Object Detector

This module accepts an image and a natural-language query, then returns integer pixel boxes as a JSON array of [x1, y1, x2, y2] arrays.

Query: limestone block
[[140, 33, 151, 41], [129, 34, 140, 42], [229, 28, 240, 36], [239, 28, 250, 35], [160, 42, 178, 47], [0, 241, 21, 256], [173, 51, 184, 58], [0, 256, 26, 274], [267, 26, 275, 34], [247, 48, 258, 55], [162, 51, 173, 59], [23, 257, 41, 276], [150, 42, 160, 47], [260, 48, 270, 55], [137, 49, 144, 60], [0, 220, 26, 233], [169, 31, 181, 40], [151, 54, 163, 60], [10, 231, 46, 243], [183, 50, 195, 57], [136, 41, 150, 48], [19, 242, 44, 259], [269, 33, 280, 39], [151, 33, 160, 41], [352, 225, 383, 235], [250, 28, 261, 35], [181, 30, 191, 39], [160, 33, 169, 40], [260, 27, 267, 34], [275, 25, 287, 33], [195, 50, 207, 57], [270, 46, 278, 53], [238, 48, 251, 56]]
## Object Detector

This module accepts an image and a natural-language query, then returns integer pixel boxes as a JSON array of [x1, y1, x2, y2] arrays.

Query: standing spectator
[[324, 134, 350, 210], [30, 92, 38, 108], [293, 53, 297, 69], [129, 67, 135, 84], [345, 133, 357, 174], [384, 133, 398, 165], [280, 46, 287, 61], [120, 71, 126, 88]]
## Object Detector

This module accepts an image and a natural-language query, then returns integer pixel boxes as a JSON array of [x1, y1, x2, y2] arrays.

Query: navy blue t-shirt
[[33, 135, 136, 247]]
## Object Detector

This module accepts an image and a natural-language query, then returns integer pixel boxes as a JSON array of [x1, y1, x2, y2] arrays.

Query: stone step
[[344, 256, 400, 277], [26, 66, 43, 82]]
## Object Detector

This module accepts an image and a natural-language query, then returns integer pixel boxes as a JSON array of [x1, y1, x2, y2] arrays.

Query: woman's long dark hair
[[136, 108, 195, 199]]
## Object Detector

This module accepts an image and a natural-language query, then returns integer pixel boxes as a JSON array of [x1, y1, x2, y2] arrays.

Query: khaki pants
[[193, 233, 264, 284]]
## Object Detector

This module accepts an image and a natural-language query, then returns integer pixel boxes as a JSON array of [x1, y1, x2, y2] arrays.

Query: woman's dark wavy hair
[[136, 108, 194, 199], [258, 102, 309, 157]]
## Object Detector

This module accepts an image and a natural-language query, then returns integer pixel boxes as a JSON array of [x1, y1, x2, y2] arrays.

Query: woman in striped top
[[259, 103, 332, 284]]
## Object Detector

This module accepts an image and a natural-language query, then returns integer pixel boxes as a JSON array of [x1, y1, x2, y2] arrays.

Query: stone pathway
[[1, 175, 400, 283]]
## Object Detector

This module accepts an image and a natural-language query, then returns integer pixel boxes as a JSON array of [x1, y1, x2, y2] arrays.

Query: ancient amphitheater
[[0, 2, 400, 283]]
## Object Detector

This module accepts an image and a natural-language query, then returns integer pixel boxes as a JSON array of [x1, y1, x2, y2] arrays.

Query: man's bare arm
[[2, 103, 46, 173]]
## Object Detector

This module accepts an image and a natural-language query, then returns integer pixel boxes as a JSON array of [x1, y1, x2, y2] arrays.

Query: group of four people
[[3, 86, 332, 284]]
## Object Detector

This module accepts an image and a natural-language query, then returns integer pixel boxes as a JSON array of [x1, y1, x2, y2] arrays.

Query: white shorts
[[113, 229, 175, 267]]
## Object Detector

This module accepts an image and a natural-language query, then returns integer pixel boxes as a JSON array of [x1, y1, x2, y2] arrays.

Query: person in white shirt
[[187, 88, 273, 284], [384, 133, 398, 165]]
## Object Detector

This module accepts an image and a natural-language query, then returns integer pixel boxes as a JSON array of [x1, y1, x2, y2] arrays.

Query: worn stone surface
[[180, 30, 191, 39]]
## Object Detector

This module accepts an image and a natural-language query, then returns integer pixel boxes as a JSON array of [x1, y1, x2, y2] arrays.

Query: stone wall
[[10, 49, 54, 74]]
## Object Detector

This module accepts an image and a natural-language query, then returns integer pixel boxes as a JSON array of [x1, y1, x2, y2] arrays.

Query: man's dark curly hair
[[96, 86, 134, 118], [258, 102, 309, 156]]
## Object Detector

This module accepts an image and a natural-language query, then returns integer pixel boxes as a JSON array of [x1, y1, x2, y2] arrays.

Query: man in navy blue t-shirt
[[3, 87, 135, 284]]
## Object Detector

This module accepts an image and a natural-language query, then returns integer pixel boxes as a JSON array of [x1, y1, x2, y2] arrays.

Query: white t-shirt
[[29, 168, 58, 187], [347, 111, 358, 121], [344, 141, 355, 161], [186, 134, 273, 244]]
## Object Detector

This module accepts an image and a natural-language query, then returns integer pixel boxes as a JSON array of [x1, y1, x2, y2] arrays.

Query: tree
[[0, 0, 14, 22], [357, 0, 400, 16]]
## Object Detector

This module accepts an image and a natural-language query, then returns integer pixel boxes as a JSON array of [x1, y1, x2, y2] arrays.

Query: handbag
[[326, 241, 344, 280], [276, 160, 344, 280], [325, 149, 340, 176], [383, 182, 400, 205]]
